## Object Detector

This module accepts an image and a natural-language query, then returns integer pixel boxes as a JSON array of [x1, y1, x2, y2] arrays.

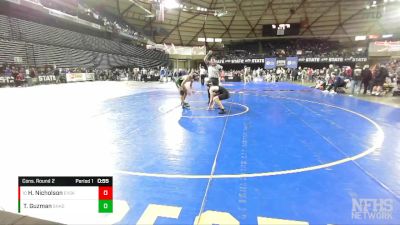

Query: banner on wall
[[276, 59, 286, 67], [38, 75, 57, 84], [216, 57, 367, 65], [0, 76, 14, 84], [85, 73, 95, 81], [66, 73, 95, 83], [286, 57, 298, 69], [264, 58, 277, 69], [216, 58, 265, 64], [298, 57, 367, 63]]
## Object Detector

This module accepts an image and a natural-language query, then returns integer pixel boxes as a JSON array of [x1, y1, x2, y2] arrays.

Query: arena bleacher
[[0, 14, 168, 69]]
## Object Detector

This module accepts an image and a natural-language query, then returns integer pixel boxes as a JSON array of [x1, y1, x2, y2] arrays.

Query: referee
[[204, 50, 223, 103]]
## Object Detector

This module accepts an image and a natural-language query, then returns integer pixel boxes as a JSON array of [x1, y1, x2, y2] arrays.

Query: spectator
[[292, 67, 299, 81], [361, 65, 372, 95], [15, 69, 25, 87], [54, 68, 60, 83], [5, 66, 12, 77], [372, 65, 388, 96], [345, 66, 353, 79], [351, 65, 362, 95], [29, 68, 37, 78]]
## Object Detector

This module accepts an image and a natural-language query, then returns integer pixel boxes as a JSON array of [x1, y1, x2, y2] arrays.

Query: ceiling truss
[[84, 0, 399, 46]]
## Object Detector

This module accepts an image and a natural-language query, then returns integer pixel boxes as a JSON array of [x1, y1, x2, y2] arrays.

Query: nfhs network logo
[[352, 198, 393, 220]]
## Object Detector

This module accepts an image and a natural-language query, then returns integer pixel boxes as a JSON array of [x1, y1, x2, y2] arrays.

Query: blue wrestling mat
[[97, 82, 400, 225]]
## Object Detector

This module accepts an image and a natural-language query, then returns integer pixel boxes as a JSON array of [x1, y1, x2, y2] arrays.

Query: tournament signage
[[264, 58, 276, 69], [216, 57, 368, 65], [344, 57, 368, 62], [300, 57, 320, 63], [298, 57, 368, 63], [286, 57, 299, 69], [85, 73, 95, 81], [38, 75, 57, 84], [250, 58, 264, 64], [276, 59, 286, 67], [66, 73, 95, 83], [66, 73, 85, 82], [216, 59, 265, 64], [0, 76, 14, 85]]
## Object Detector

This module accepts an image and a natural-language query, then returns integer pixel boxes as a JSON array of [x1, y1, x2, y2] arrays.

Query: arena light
[[214, 38, 222, 43], [206, 38, 214, 43], [214, 9, 228, 17], [382, 34, 393, 38], [129, 0, 154, 16], [164, 0, 180, 9], [368, 34, 379, 39], [355, 35, 367, 41], [197, 37, 205, 42]]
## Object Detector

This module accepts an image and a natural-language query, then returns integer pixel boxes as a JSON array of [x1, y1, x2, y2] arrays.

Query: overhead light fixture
[[129, 0, 154, 17], [355, 35, 367, 41], [219, 11, 228, 17], [368, 34, 379, 39], [198, 38, 205, 42], [214, 38, 222, 43], [382, 34, 393, 38], [206, 38, 214, 43], [164, 0, 180, 9], [214, 9, 228, 17]]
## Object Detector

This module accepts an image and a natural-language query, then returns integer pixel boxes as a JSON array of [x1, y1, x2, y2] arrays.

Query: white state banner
[[66, 73, 95, 83]]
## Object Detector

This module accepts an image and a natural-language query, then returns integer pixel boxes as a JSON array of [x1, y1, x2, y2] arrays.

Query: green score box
[[99, 200, 113, 213]]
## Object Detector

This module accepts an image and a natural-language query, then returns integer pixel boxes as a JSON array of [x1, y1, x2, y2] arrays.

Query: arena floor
[[0, 81, 399, 225]]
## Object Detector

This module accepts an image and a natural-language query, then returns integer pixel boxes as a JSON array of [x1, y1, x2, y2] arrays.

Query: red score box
[[98, 186, 113, 200]]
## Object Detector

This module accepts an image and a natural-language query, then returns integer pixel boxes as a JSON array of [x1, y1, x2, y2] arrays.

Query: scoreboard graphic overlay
[[18, 177, 113, 215]]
